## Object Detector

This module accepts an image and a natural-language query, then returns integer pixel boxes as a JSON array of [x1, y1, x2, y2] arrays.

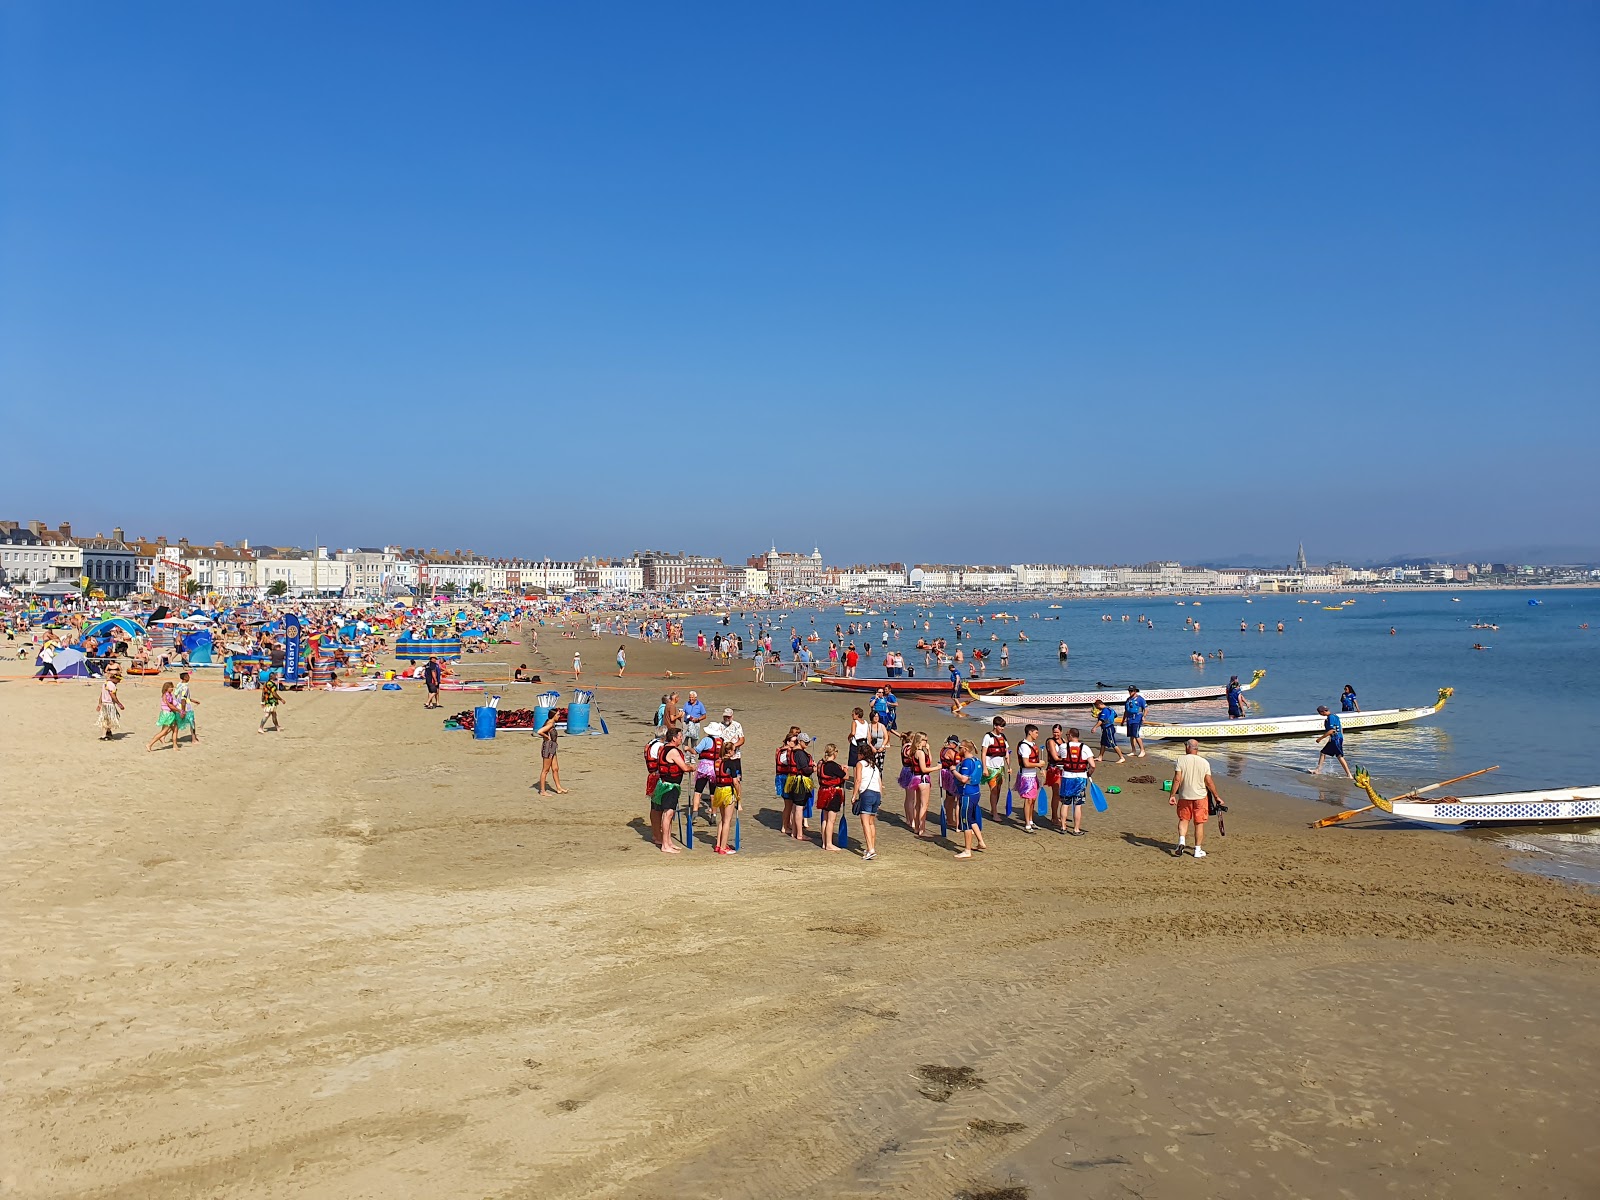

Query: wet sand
[[2, 626, 1597, 1199]]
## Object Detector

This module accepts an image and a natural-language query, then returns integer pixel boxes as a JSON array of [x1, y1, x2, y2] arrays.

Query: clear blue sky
[[3, 2, 1596, 565]]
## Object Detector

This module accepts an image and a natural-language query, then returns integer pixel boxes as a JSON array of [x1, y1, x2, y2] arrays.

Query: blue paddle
[[1005, 782, 1012, 818], [836, 814, 849, 848], [1090, 780, 1109, 813], [734, 812, 741, 851]]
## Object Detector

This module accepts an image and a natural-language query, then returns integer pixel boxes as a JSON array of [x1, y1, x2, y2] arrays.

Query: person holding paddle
[[1170, 739, 1218, 859]]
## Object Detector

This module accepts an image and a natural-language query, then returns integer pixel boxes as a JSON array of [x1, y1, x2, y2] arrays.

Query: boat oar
[[1311, 766, 1500, 828]]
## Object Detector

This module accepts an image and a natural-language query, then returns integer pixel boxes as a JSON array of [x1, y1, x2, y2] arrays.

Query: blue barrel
[[533, 691, 560, 733], [567, 688, 593, 735], [473, 706, 498, 739]]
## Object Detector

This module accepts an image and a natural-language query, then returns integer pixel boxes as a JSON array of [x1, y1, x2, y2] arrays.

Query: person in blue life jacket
[[1093, 700, 1129, 765], [952, 739, 987, 859], [1226, 674, 1245, 719], [1124, 686, 1148, 759], [1340, 684, 1360, 713], [1312, 705, 1354, 778]]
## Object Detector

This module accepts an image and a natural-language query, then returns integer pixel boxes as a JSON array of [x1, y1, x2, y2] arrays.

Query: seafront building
[[3, 517, 1594, 600]]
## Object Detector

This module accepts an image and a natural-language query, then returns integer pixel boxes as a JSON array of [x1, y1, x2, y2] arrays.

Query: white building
[[255, 549, 352, 597], [743, 566, 769, 596]]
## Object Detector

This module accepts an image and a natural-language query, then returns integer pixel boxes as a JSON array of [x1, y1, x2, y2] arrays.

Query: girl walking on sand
[[147, 681, 184, 752], [98, 670, 125, 740], [258, 675, 284, 733], [616, 645, 626, 677]]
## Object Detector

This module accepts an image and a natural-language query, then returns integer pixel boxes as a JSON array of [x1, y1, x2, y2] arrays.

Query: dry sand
[[3, 624, 1597, 1199]]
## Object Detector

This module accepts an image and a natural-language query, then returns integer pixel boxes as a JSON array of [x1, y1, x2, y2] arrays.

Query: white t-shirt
[[720, 720, 744, 758], [1062, 741, 1095, 779], [981, 732, 1006, 766]]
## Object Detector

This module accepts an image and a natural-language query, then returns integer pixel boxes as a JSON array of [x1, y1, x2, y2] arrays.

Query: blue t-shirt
[[959, 756, 982, 799], [1324, 713, 1343, 735], [871, 697, 888, 719], [1125, 695, 1147, 722], [1340, 692, 1358, 712], [683, 700, 706, 723]]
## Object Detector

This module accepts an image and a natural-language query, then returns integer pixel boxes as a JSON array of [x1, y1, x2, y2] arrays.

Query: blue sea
[[685, 589, 1600, 883]]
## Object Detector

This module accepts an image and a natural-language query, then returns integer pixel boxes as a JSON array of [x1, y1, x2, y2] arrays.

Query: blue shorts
[[958, 792, 981, 829], [1058, 776, 1087, 803], [1099, 727, 1117, 749], [855, 788, 882, 815], [1322, 737, 1345, 757], [1125, 719, 1142, 739]]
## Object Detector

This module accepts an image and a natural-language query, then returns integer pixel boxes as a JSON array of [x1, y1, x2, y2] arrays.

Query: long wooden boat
[[1139, 688, 1452, 741], [811, 675, 1024, 696], [975, 668, 1265, 709], [1354, 769, 1600, 826]]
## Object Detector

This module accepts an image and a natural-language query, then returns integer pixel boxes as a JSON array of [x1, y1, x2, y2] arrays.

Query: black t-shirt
[[791, 749, 813, 775], [819, 761, 846, 786]]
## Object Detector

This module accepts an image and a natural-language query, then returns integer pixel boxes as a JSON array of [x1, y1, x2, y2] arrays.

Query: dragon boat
[[1139, 688, 1452, 741], [1353, 769, 1600, 827], [974, 669, 1266, 709]]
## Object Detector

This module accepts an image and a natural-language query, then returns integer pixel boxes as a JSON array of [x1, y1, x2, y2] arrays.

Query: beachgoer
[[711, 739, 742, 854], [817, 744, 847, 852], [650, 729, 686, 852], [693, 721, 725, 822], [852, 737, 883, 860], [1015, 724, 1041, 832], [572, 649, 581, 680], [1058, 641, 1068, 662], [844, 644, 859, 679], [1093, 700, 1128, 764], [257, 674, 283, 733], [1058, 726, 1094, 835], [980, 716, 1008, 819], [535, 708, 567, 794], [1226, 674, 1245, 719], [34, 641, 58, 681], [682, 691, 706, 743], [98, 670, 125, 740], [719, 707, 744, 803], [1124, 686, 1147, 758], [616, 645, 626, 677], [1340, 684, 1360, 713], [952, 739, 987, 858], [423, 656, 442, 709], [147, 681, 183, 751], [1312, 706, 1353, 779], [1170, 738, 1218, 858], [783, 735, 814, 841], [938, 734, 963, 833]]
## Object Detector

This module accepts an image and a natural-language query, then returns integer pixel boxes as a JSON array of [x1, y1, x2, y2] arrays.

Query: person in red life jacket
[[782, 735, 815, 841], [691, 721, 725, 826], [938, 734, 963, 834], [980, 716, 1009, 820], [1044, 724, 1068, 831], [643, 731, 665, 802], [649, 729, 687, 853], [1015, 724, 1042, 833], [1056, 725, 1096, 836], [816, 743, 848, 852], [711, 740, 741, 855]]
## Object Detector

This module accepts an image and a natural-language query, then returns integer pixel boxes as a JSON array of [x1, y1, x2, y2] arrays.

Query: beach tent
[[38, 647, 91, 679], [85, 617, 144, 640], [182, 630, 214, 665]]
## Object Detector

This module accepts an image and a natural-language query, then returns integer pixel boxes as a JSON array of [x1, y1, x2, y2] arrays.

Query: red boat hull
[[814, 675, 1024, 695]]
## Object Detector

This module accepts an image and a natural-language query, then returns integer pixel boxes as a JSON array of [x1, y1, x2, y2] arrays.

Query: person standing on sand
[[1015, 724, 1042, 832], [616, 645, 626, 677], [952, 739, 987, 858], [852, 737, 883, 860], [1124, 686, 1147, 758], [423, 656, 442, 709], [980, 716, 1008, 820], [719, 707, 744, 804], [1058, 725, 1095, 835], [98, 670, 125, 740], [650, 729, 686, 852], [572, 649, 581, 680], [682, 691, 706, 744], [816, 744, 847, 851], [534, 709, 567, 794], [1169, 739, 1218, 858], [711, 740, 741, 855], [1312, 705, 1354, 779]]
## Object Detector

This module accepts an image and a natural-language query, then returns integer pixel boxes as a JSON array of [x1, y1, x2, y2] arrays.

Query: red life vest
[[902, 743, 916, 767], [714, 757, 737, 787], [1018, 740, 1040, 769], [774, 747, 791, 777], [657, 753, 685, 784], [644, 739, 664, 773], [939, 744, 961, 769], [698, 737, 723, 767], [984, 733, 1008, 760], [1065, 741, 1089, 773]]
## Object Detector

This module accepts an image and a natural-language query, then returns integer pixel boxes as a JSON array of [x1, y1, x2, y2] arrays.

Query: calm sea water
[[685, 589, 1600, 882]]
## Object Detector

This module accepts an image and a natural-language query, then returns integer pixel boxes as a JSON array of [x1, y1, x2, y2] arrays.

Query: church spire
[[1297, 541, 1308, 571]]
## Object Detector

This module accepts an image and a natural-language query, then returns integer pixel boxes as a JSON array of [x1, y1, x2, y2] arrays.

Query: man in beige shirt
[[1169, 739, 1219, 859]]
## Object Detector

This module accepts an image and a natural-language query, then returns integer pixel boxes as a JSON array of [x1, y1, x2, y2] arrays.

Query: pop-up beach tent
[[37, 647, 91, 679]]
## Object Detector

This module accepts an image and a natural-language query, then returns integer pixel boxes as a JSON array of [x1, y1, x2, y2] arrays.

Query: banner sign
[[284, 612, 304, 682]]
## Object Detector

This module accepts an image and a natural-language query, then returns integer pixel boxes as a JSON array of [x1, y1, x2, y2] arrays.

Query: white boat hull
[[1141, 702, 1441, 741], [1388, 787, 1600, 826], [977, 670, 1265, 709]]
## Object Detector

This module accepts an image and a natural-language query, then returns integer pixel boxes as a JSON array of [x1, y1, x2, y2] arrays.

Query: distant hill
[[1196, 546, 1600, 569]]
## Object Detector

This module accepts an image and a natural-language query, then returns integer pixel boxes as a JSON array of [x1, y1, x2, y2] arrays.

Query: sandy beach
[[3, 626, 1597, 1199]]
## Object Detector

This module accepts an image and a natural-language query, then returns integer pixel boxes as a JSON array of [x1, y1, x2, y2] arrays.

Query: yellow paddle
[[1311, 766, 1500, 827]]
